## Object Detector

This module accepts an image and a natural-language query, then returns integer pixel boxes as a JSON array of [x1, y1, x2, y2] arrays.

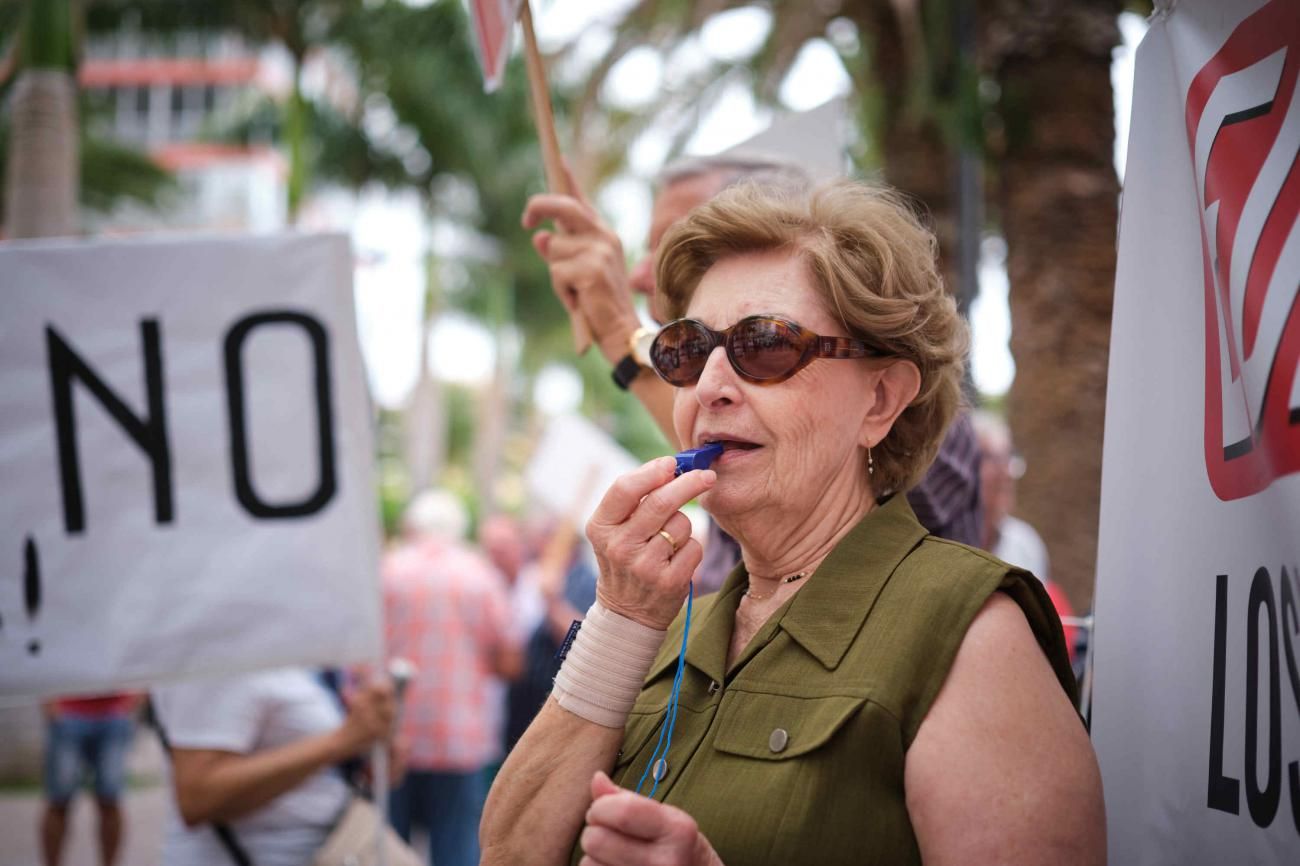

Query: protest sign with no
[[0, 233, 381, 698]]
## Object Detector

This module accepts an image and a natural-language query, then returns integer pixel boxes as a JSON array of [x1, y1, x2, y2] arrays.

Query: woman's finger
[[669, 538, 706, 581], [590, 770, 620, 800], [522, 193, 599, 234], [586, 789, 683, 841], [619, 470, 715, 542], [650, 511, 694, 559], [531, 229, 552, 258], [540, 232, 617, 267], [580, 824, 660, 866], [588, 457, 678, 529]]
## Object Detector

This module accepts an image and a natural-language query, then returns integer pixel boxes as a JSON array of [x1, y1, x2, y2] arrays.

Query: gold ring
[[656, 529, 678, 553]]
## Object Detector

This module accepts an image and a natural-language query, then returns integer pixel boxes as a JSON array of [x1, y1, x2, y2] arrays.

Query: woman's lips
[[706, 439, 761, 465]]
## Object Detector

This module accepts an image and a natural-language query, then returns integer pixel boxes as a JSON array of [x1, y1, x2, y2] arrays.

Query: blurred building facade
[[80, 22, 287, 233]]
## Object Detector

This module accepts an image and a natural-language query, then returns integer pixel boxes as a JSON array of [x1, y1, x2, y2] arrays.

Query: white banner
[[525, 412, 639, 528], [0, 233, 382, 699], [1093, 0, 1300, 862]]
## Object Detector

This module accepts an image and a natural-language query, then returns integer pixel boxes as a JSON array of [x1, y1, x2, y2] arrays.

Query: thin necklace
[[744, 570, 810, 601]]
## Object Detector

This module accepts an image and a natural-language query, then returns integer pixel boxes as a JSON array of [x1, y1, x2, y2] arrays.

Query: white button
[[769, 728, 789, 753], [653, 758, 668, 781], [707, 680, 720, 695]]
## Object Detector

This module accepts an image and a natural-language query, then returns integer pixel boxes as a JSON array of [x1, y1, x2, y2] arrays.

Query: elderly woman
[[481, 181, 1105, 865]]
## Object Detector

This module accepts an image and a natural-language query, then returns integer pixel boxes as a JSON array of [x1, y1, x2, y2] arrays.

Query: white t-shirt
[[993, 514, 1051, 582], [152, 668, 350, 866]]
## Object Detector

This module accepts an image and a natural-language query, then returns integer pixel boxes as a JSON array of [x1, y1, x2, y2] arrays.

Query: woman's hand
[[586, 457, 715, 629], [579, 772, 724, 866], [336, 679, 395, 757]]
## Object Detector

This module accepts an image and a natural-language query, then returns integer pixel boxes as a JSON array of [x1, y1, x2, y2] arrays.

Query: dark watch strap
[[611, 354, 644, 390]]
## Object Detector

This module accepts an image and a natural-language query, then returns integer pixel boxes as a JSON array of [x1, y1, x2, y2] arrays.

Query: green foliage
[[206, 89, 412, 191], [49, 0, 671, 477], [78, 135, 177, 212], [17, 0, 76, 72], [444, 383, 479, 471], [332, 0, 574, 368], [574, 349, 670, 463]]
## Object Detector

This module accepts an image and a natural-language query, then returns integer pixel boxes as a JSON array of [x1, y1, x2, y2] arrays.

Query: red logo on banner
[[1187, 0, 1300, 501]]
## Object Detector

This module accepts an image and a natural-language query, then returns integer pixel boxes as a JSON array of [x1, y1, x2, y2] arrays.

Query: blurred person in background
[[150, 670, 396, 866], [523, 155, 982, 594], [972, 409, 1078, 665], [41, 691, 141, 866], [502, 512, 599, 753], [479, 513, 544, 669], [485, 180, 1102, 865], [478, 512, 543, 767], [382, 490, 523, 866]]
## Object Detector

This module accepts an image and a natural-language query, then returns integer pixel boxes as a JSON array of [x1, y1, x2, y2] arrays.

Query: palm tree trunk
[[0, 0, 79, 784], [404, 250, 449, 493], [857, 0, 963, 298], [4, 72, 79, 238], [4, 0, 79, 239], [984, 0, 1122, 611], [473, 275, 516, 516]]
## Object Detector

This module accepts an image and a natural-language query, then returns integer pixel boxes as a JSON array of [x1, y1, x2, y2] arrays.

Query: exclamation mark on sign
[[24, 535, 41, 656]]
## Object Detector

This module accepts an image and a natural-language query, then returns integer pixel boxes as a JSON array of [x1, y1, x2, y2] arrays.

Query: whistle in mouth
[[674, 442, 724, 477]]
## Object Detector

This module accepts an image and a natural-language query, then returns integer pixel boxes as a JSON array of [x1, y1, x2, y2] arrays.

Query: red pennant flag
[[469, 0, 522, 93]]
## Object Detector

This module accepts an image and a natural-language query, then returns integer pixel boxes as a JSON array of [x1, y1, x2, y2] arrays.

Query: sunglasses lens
[[651, 321, 715, 385], [731, 318, 806, 380]]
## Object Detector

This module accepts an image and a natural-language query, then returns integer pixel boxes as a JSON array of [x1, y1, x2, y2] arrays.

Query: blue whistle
[[674, 442, 724, 477]]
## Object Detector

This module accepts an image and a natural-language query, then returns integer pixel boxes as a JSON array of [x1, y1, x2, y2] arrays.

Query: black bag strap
[[211, 824, 255, 866], [148, 699, 256, 866]]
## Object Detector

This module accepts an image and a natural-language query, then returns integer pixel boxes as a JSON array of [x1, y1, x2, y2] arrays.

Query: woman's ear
[[860, 359, 922, 446]]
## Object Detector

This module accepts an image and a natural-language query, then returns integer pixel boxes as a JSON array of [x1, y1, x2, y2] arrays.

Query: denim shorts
[[44, 714, 134, 804]]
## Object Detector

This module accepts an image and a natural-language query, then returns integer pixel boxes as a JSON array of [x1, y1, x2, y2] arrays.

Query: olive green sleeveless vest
[[574, 494, 1077, 866]]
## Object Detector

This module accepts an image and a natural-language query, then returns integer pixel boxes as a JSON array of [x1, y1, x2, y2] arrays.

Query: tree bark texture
[[858, 0, 963, 298], [4, 71, 79, 239], [984, 0, 1122, 611]]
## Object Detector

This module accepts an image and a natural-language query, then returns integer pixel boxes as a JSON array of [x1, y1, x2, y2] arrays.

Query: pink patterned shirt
[[383, 536, 512, 771]]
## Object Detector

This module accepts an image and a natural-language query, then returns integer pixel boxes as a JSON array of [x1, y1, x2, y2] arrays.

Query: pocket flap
[[712, 691, 864, 760], [613, 709, 666, 773]]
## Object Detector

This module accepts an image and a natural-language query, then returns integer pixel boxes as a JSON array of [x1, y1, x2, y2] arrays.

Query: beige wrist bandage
[[552, 600, 666, 728]]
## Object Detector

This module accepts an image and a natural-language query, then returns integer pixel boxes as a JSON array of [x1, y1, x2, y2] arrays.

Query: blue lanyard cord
[[634, 580, 694, 799]]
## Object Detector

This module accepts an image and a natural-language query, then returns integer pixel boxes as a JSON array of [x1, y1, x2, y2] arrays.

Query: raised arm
[[480, 457, 713, 865], [905, 593, 1106, 865], [522, 171, 678, 447]]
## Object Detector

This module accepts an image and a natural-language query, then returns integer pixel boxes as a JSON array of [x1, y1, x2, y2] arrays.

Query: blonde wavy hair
[[657, 180, 969, 494]]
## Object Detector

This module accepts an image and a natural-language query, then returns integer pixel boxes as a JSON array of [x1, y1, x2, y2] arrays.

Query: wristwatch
[[611, 326, 658, 390]]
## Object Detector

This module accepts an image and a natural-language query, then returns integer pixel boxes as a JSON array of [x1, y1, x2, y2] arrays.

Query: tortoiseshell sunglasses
[[650, 314, 885, 386]]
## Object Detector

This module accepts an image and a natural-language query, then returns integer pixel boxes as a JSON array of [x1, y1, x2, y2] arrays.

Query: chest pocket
[[612, 709, 667, 777], [712, 689, 865, 760]]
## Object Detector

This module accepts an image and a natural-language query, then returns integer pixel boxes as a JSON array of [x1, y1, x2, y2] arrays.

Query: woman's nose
[[694, 346, 740, 407]]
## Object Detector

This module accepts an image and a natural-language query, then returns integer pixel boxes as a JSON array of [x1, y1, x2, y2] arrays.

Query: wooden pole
[[518, 0, 593, 355]]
